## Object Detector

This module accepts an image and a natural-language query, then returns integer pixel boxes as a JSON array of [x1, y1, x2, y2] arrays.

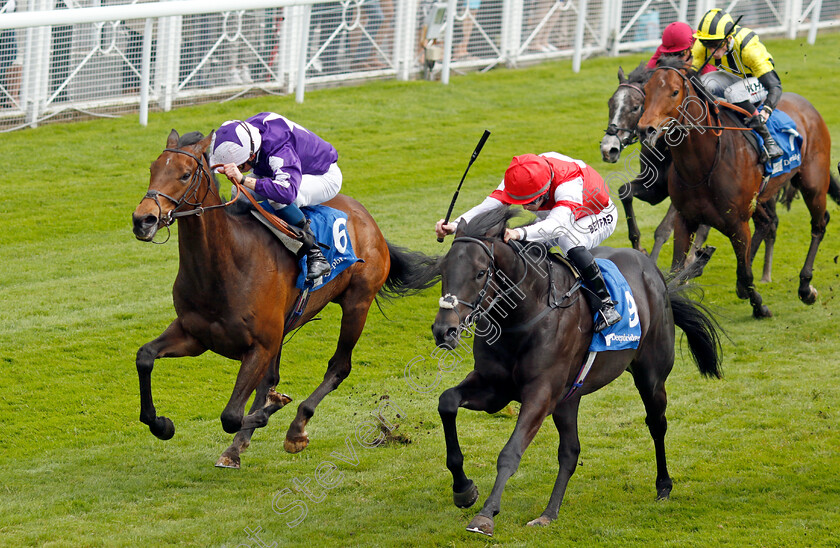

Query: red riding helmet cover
[[503, 154, 553, 205]]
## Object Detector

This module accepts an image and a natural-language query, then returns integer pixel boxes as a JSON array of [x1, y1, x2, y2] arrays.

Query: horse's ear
[[454, 220, 466, 237], [197, 131, 214, 153], [166, 129, 179, 148], [618, 66, 626, 83]]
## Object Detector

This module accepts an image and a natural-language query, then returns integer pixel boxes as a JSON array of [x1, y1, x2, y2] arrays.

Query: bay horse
[[601, 61, 712, 262], [427, 208, 723, 536], [599, 62, 829, 282], [131, 130, 438, 468], [638, 58, 835, 318]]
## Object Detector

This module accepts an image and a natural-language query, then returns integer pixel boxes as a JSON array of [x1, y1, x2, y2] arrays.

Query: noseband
[[439, 236, 529, 327], [141, 147, 233, 243], [604, 83, 646, 148]]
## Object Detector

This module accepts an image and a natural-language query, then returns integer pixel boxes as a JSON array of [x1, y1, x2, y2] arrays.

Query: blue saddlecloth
[[589, 259, 642, 352]]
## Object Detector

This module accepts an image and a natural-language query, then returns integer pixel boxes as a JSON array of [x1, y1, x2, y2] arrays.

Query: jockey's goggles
[[700, 38, 725, 49]]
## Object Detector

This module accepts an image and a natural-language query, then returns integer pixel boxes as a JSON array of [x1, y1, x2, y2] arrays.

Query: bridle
[[438, 236, 530, 328], [604, 82, 646, 149], [141, 147, 236, 244], [648, 65, 724, 188]]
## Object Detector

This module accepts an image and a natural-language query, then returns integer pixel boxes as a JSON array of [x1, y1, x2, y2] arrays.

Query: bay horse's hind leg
[[217, 353, 292, 469], [526, 399, 582, 527], [750, 200, 779, 283], [136, 320, 206, 440], [792, 168, 830, 304], [649, 204, 677, 262], [284, 296, 374, 453], [729, 222, 772, 318]]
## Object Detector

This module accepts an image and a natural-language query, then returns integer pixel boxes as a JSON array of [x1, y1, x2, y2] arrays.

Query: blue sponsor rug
[[754, 108, 802, 177], [589, 259, 642, 352], [293, 206, 362, 291]]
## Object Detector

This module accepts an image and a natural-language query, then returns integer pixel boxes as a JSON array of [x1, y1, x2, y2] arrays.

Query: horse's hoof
[[526, 515, 553, 527], [752, 305, 772, 319], [151, 416, 175, 440], [453, 480, 479, 508], [284, 433, 309, 454], [799, 285, 818, 305], [268, 391, 293, 407], [215, 455, 240, 469], [656, 487, 671, 501], [466, 515, 494, 537]]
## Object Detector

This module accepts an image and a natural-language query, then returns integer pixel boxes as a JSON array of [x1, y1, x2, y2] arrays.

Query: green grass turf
[[0, 32, 838, 547]]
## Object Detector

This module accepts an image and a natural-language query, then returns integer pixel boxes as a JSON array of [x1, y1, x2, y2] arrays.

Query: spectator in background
[[49, 0, 72, 104], [122, 0, 157, 95], [351, 0, 386, 70], [452, 0, 479, 61], [179, 13, 214, 89], [0, 0, 17, 108], [527, 0, 572, 53], [310, 1, 344, 73]]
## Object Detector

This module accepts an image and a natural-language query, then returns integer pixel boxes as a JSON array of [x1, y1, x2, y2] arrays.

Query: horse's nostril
[[609, 147, 619, 156], [141, 214, 158, 228], [446, 327, 458, 340]]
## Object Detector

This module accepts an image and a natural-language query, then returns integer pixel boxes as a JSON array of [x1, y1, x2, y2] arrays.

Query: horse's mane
[[461, 207, 520, 239], [178, 131, 205, 147], [626, 60, 652, 84], [177, 130, 221, 192]]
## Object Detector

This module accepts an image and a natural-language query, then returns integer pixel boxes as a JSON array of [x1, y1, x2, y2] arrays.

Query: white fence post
[[571, 0, 587, 73], [155, 13, 181, 113], [499, 0, 521, 67], [788, 0, 803, 38], [440, 0, 456, 84], [808, 0, 822, 44], [394, 0, 417, 81], [139, 18, 153, 126], [295, 4, 311, 103]]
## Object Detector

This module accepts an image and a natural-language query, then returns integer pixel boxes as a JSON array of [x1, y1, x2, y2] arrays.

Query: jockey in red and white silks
[[447, 152, 617, 253], [435, 152, 621, 332]]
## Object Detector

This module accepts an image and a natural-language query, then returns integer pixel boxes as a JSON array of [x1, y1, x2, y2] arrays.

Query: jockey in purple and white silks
[[211, 112, 342, 280]]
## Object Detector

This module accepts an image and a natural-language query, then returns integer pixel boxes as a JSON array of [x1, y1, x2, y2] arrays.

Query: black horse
[[428, 209, 723, 536]]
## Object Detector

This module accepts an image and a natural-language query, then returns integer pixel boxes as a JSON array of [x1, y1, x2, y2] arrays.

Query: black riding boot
[[300, 220, 331, 280], [749, 118, 784, 161], [567, 246, 622, 333]]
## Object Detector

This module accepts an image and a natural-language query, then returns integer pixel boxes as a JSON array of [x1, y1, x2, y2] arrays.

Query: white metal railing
[[1, 0, 838, 131]]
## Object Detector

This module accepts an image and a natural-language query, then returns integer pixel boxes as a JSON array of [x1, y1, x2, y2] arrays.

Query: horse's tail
[[378, 241, 441, 300], [667, 281, 724, 379]]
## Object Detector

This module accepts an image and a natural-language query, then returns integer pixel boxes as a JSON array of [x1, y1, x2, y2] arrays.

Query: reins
[[651, 66, 730, 187], [142, 146, 297, 243], [440, 236, 581, 334]]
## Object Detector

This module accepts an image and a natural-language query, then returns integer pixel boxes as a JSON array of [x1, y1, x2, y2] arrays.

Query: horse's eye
[[671, 89, 680, 97], [633, 105, 641, 112], [476, 269, 487, 280], [180, 172, 192, 182]]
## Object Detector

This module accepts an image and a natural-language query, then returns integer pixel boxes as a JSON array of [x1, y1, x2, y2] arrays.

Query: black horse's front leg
[[619, 183, 644, 252], [439, 371, 506, 509], [136, 320, 206, 440]]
